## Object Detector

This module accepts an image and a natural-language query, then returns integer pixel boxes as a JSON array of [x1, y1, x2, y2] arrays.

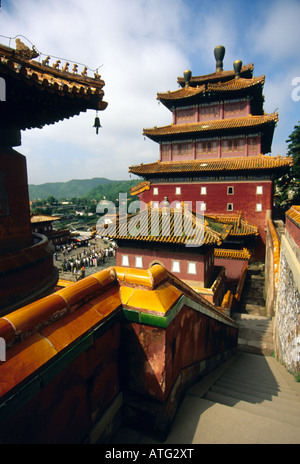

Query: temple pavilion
[[0, 38, 107, 314], [128, 46, 292, 256], [105, 46, 292, 299]]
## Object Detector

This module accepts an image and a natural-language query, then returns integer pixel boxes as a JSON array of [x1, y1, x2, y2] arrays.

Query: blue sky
[[1, 0, 300, 184]]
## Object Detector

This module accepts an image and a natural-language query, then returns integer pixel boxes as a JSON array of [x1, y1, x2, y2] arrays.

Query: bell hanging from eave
[[93, 112, 101, 134]]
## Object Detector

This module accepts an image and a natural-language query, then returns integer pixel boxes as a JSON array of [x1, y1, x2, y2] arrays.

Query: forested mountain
[[29, 177, 139, 200]]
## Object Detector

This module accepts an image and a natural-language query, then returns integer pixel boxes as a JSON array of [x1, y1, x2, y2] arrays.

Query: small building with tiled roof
[[98, 200, 232, 304]]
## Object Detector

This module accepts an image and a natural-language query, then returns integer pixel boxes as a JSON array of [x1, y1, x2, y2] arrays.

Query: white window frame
[[256, 186, 263, 195], [175, 186, 181, 195], [171, 260, 181, 273], [256, 203, 263, 212], [200, 202, 206, 211], [153, 187, 159, 196], [200, 186, 207, 195], [227, 203, 233, 211], [135, 256, 143, 268], [227, 186, 234, 195], [187, 262, 197, 275], [121, 255, 129, 267]]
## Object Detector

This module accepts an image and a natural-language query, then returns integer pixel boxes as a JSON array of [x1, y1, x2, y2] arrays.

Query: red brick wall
[[286, 216, 300, 248], [116, 245, 214, 287], [139, 179, 273, 242]]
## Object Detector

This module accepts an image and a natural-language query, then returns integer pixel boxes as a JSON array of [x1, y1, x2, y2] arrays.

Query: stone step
[[216, 375, 299, 400], [213, 379, 300, 407], [205, 390, 300, 428]]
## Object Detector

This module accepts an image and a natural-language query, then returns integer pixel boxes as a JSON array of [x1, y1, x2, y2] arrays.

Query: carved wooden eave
[[0, 41, 108, 139]]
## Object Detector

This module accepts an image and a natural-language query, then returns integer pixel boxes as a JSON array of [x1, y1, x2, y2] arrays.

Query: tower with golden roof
[[129, 46, 292, 258]]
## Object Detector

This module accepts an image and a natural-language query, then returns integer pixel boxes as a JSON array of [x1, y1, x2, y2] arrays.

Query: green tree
[[275, 122, 300, 214]]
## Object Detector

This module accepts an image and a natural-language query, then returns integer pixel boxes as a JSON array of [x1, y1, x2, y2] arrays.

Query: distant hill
[[83, 179, 140, 202], [29, 177, 136, 200]]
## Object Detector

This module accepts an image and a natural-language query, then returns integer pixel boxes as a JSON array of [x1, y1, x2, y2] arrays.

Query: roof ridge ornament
[[214, 45, 225, 72], [233, 59, 243, 79], [183, 69, 192, 87]]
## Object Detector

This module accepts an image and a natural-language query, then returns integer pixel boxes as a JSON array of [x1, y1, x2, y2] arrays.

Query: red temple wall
[[116, 246, 215, 287], [0, 149, 32, 252], [139, 180, 273, 242], [286, 216, 300, 248]]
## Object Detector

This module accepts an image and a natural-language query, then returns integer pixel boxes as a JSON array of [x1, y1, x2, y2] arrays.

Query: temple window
[[135, 256, 143, 268], [223, 138, 242, 152], [256, 203, 263, 212], [256, 186, 263, 194], [227, 186, 234, 195], [172, 260, 181, 273], [121, 255, 129, 266], [200, 186, 207, 195], [187, 262, 197, 275], [227, 203, 233, 211], [175, 186, 181, 195], [200, 202, 206, 211], [153, 187, 159, 195], [172, 142, 192, 156], [177, 107, 194, 120], [200, 103, 219, 117], [197, 140, 217, 154], [161, 144, 169, 159]]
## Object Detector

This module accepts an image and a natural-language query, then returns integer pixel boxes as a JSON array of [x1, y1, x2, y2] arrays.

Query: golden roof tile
[[177, 63, 254, 87], [214, 248, 252, 260], [100, 203, 229, 246], [0, 264, 238, 399], [286, 205, 300, 228], [129, 155, 292, 176], [129, 181, 151, 196], [31, 215, 61, 223], [157, 76, 265, 103], [143, 114, 278, 139]]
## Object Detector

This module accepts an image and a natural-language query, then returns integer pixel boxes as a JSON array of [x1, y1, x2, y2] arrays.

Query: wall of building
[[160, 135, 261, 162], [140, 180, 272, 243], [116, 245, 215, 287], [274, 221, 300, 376]]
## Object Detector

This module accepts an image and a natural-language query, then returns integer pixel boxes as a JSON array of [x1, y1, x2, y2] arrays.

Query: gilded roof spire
[[214, 45, 225, 72]]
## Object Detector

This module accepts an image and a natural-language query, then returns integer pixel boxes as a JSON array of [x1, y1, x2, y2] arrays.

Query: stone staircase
[[112, 262, 300, 444], [114, 352, 300, 444], [238, 262, 266, 316]]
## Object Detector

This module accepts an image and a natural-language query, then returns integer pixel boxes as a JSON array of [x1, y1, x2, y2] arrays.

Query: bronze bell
[[93, 115, 101, 134]]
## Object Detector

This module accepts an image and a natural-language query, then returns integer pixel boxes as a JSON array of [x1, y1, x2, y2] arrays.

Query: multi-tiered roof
[[129, 45, 291, 179]]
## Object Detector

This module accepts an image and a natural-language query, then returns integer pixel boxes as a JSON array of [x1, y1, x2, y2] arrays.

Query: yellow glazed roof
[[0, 265, 237, 399]]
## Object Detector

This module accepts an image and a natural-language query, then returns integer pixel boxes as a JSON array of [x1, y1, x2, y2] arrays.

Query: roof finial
[[214, 45, 225, 72], [183, 69, 192, 87], [233, 60, 242, 79]]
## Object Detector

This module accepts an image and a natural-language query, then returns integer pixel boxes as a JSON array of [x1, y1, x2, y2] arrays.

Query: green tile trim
[[122, 295, 185, 329]]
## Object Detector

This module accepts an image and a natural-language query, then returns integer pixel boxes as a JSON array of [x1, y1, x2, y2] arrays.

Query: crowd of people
[[54, 240, 116, 280]]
